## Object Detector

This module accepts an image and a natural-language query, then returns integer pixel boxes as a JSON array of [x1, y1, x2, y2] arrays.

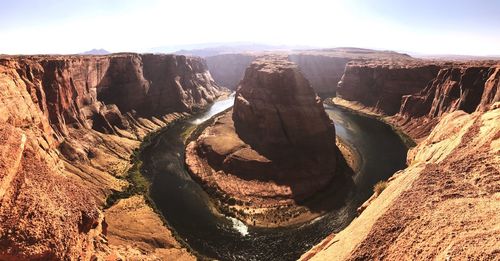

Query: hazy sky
[[1, 0, 499, 55]]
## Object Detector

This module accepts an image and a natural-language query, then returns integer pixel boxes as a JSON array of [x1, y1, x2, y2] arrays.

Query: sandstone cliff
[[288, 54, 350, 97], [395, 65, 500, 139], [186, 57, 345, 227], [303, 58, 500, 260], [336, 60, 500, 140], [205, 48, 412, 95], [0, 53, 222, 260], [337, 61, 441, 115], [205, 53, 257, 89], [301, 104, 500, 261]]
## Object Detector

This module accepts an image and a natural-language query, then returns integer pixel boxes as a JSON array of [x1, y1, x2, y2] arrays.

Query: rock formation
[[205, 48, 412, 95], [205, 53, 257, 89], [395, 65, 500, 138], [301, 104, 500, 261], [337, 61, 441, 115], [0, 53, 222, 260], [336, 60, 500, 140], [288, 54, 350, 97], [302, 59, 500, 260], [186, 56, 342, 226]]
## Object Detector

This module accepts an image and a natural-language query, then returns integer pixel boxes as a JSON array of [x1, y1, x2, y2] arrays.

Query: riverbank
[[103, 92, 233, 260], [184, 108, 360, 228], [301, 104, 500, 260], [101, 112, 197, 260], [326, 97, 417, 148]]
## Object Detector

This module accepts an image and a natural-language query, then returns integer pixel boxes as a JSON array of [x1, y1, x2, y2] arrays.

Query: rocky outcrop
[[186, 57, 343, 227], [302, 57, 500, 260], [337, 61, 441, 115], [399, 66, 500, 117], [393, 64, 500, 140], [301, 104, 500, 261], [0, 54, 222, 259], [336, 60, 500, 140], [205, 48, 412, 95]]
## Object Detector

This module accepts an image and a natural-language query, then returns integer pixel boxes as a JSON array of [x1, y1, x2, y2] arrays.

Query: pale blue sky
[[1, 0, 499, 55]]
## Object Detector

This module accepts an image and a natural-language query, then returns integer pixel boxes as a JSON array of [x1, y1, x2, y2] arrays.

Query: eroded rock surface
[[205, 48, 412, 96], [301, 105, 500, 261], [336, 60, 500, 141], [0, 54, 222, 260], [186, 57, 344, 227]]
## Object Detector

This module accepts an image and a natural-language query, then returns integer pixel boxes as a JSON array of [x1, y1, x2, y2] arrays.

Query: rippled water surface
[[142, 98, 408, 261]]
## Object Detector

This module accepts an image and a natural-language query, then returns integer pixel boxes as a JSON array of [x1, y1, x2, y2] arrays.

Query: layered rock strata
[[186, 57, 343, 227], [301, 104, 500, 261], [395, 65, 500, 139], [336, 60, 500, 140], [302, 59, 500, 260], [337, 61, 441, 115], [0, 54, 222, 260], [205, 48, 412, 95]]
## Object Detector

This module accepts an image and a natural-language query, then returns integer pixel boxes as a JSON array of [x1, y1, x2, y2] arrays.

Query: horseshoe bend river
[[140, 96, 408, 261]]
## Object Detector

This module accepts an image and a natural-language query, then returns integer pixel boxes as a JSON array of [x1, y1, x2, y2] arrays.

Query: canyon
[[185, 56, 350, 227], [0, 48, 498, 261], [205, 48, 412, 96], [0, 53, 223, 260]]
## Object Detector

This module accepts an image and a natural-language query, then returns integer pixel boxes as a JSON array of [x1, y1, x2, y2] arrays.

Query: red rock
[[186, 57, 340, 226], [0, 53, 223, 259], [338, 62, 441, 115]]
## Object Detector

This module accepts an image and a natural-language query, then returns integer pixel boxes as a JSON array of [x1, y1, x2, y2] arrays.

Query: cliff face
[[288, 54, 350, 96], [336, 61, 500, 140], [0, 54, 221, 260], [233, 57, 337, 156], [186, 57, 341, 227], [302, 105, 500, 261], [394, 64, 500, 140], [205, 53, 257, 89], [303, 59, 500, 260], [337, 62, 441, 115], [400, 66, 500, 117], [205, 49, 411, 96]]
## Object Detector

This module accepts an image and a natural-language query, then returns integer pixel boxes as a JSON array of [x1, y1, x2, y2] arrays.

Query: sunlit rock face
[[0, 54, 221, 260]]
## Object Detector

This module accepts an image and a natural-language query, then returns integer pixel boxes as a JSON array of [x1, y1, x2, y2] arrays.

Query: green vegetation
[[104, 117, 185, 208], [373, 180, 388, 195]]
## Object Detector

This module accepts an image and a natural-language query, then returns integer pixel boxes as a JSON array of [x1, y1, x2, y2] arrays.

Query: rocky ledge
[[186, 57, 351, 227], [0, 53, 223, 260]]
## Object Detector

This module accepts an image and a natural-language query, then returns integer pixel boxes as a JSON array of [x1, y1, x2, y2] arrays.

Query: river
[[141, 96, 408, 260]]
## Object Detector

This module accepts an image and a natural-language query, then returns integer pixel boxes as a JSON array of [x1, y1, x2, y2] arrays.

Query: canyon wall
[[302, 104, 500, 261], [288, 54, 350, 96], [205, 49, 411, 96], [336, 61, 500, 140], [399, 66, 500, 117], [0, 54, 222, 260], [337, 62, 441, 115], [205, 53, 257, 89], [304, 59, 500, 260]]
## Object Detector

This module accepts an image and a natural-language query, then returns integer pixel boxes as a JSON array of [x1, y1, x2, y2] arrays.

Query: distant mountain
[[79, 49, 110, 55], [150, 42, 314, 57], [410, 53, 500, 61]]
